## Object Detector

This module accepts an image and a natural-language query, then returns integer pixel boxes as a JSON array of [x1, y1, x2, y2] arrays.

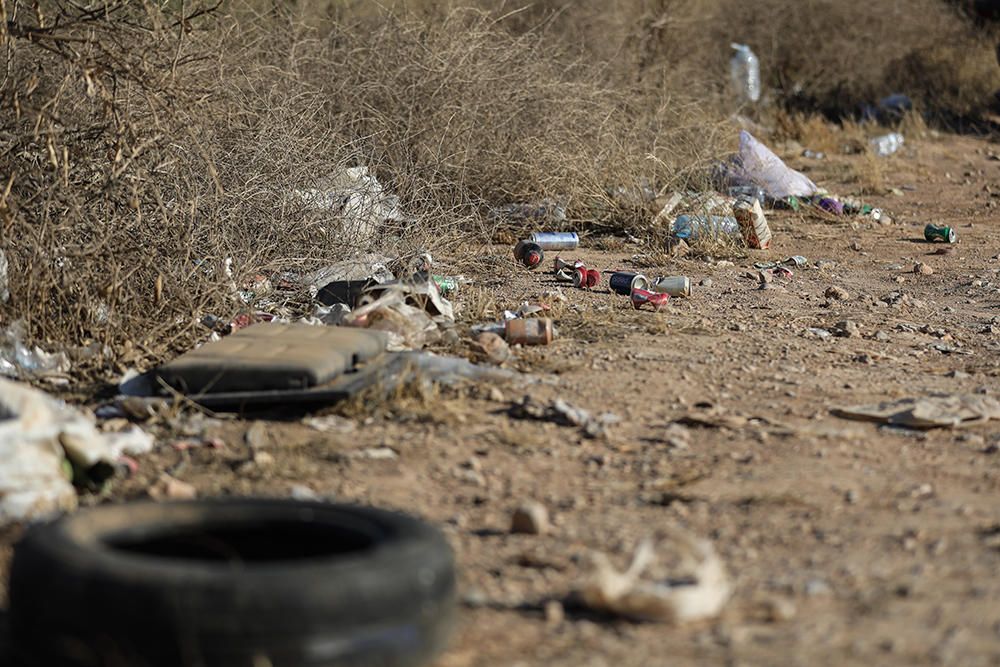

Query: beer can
[[553, 256, 583, 272], [609, 272, 649, 295], [529, 232, 579, 250], [504, 317, 554, 345], [630, 288, 670, 311], [924, 224, 956, 244], [651, 276, 691, 297], [432, 275, 458, 297]]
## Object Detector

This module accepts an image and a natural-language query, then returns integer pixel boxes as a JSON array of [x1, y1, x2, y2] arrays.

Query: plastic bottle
[[870, 132, 904, 157], [729, 43, 761, 103], [672, 215, 740, 242]]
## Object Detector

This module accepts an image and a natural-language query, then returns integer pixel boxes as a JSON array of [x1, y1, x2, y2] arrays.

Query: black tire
[[8, 499, 456, 667]]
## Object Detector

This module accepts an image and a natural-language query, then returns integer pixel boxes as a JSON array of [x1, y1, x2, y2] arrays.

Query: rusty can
[[529, 232, 579, 250], [651, 276, 691, 297], [514, 240, 544, 270], [630, 288, 670, 311], [609, 272, 649, 296], [505, 317, 554, 345]]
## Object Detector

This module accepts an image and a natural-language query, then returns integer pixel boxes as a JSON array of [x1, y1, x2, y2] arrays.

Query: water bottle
[[730, 43, 761, 103], [672, 215, 740, 242], [870, 132, 904, 157]]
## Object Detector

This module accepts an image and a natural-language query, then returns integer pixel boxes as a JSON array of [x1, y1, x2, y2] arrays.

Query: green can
[[924, 224, 956, 244], [432, 275, 458, 297]]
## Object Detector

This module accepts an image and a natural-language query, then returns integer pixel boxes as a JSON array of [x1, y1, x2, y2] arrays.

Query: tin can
[[514, 240, 544, 269], [651, 276, 691, 297], [630, 288, 670, 311], [571, 267, 601, 289], [734, 198, 772, 249], [608, 272, 649, 296], [432, 275, 458, 297], [555, 268, 576, 282], [924, 224, 956, 244], [553, 256, 583, 273], [504, 317, 554, 345], [529, 232, 579, 250]]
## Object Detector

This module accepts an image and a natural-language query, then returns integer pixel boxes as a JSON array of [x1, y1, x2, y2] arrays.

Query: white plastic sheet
[[730, 131, 817, 200]]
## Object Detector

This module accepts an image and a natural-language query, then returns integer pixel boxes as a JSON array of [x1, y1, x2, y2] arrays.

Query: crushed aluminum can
[[514, 240, 545, 270], [609, 272, 650, 296], [630, 288, 669, 311], [555, 268, 577, 283], [529, 232, 579, 250], [432, 275, 458, 297], [651, 276, 691, 297], [783, 255, 807, 268], [572, 267, 601, 289], [924, 224, 956, 244], [553, 256, 584, 273]]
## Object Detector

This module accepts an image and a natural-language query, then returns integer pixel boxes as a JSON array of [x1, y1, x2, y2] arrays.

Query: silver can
[[529, 232, 579, 250], [651, 276, 691, 297]]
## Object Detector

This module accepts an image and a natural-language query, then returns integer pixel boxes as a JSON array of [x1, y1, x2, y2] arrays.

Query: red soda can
[[514, 240, 544, 270], [630, 288, 669, 311]]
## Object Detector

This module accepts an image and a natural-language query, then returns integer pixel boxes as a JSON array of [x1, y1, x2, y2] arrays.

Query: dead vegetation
[[1, 0, 997, 381]]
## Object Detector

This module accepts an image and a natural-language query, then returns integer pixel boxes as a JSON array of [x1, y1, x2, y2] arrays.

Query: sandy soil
[[4, 130, 1000, 666]]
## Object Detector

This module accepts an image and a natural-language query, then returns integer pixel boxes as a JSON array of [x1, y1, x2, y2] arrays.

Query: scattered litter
[[0, 322, 71, 380], [672, 214, 739, 244], [832, 394, 1000, 429], [807, 327, 833, 340], [303, 414, 358, 434], [295, 167, 407, 246], [505, 318, 554, 346], [310, 253, 395, 306], [514, 240, 545, 270], [651, 276, 691, 298], [734, 197, 772, 248], [577, 530, 731, 624], [924, 224, 956, 244], [729, 43, 761, 103], [0, 249, 8, 303], [528, 232, 579, 250], [609, 272, 650, 296], [631, 289, 670, 312], [870, 132, 904, 157], [509, 395, 618, 439], [724, 131, 818, 200], [493, 200, 567, 224], [0, 378, 153, 524]]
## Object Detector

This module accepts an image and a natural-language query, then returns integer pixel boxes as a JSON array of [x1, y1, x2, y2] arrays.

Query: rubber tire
[[8, 499, 456, 667]]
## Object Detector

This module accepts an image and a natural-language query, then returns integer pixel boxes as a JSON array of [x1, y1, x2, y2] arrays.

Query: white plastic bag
[[731, 131, 817, 200]]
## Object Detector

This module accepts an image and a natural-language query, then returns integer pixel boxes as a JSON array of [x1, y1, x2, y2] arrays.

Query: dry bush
[[0, 1, 724, 379]]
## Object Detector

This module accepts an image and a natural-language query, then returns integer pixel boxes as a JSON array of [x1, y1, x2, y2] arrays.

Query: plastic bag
[[728, 131, 817, 200]]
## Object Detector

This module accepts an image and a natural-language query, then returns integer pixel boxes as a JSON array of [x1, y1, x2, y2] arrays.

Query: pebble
[[253, 451, 275, 467], [914, 262, 934, 275], [476, 332, 512, 365], [805, 579, 832, 597], [849, 240, 863, 252], [148, 473, 197, 500], [947, 369, 970, 379], [245, 421, 270, 450], [758, 596, 797, 622], [545, 600, 565, 626], [289, 484, 321, 500], [825, 286, 850, 301], [873, 330, 890, 342], [833, 320, 860, 338], [699, 278, 713, 287], [511, 501, 550, 535]]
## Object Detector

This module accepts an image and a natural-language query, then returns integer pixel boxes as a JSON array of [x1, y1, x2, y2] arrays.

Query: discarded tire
[[9, 498, 456, 667]]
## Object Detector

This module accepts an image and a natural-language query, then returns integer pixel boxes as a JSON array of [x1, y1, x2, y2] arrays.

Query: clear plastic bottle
[[870, 132, 904, 157], [672, 215, 740, 242], [730, 43, 761, 103]]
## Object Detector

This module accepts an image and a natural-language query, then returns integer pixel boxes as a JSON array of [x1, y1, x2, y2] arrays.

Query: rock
[[487, 386, 506, 403], [664, 423, 691, 450], [946, 369, 970, 379], [511, 501, 550, 535], [351, 447, 398, 460], [757, 270, 774, 285], [252, 451, 275, 467], [874, 330, 890, 342], [699, 278, 713, 288], [148, 473, 197, 500], [245, 421, 271, 449], [475, 332, 511, 365], [757, 596, 797, 623], [805, 579, 832, 597], [825, 286, 850, 301], [914, 262, 934, 275], [289, 484, 320, 500], [849, 240, 863, 252], [545, 599, 565, 626], [833, 320, 860, 338]]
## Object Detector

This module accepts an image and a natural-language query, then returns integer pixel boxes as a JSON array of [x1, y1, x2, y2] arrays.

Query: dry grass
[[2, 0, 997, 381]]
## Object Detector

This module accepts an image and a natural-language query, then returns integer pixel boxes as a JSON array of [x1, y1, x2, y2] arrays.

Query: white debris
[[0, 249, 9, 303], [0, 378, 153, 524], [579, 530, 731, 624], [296, 167, 407, 246]]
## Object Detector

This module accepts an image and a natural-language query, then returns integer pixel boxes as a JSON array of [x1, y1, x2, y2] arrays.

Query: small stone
[[511, 501, 550, 535], [874, 330, 890, 342], [245, 421, 270, 449], [699, 278, 713, 287], [545, 600, 565, 626], [664, 423, 691, 450], [825, 286, 850, 301], [849, 240, 863, 252], [289, 484, 320, 500], [845, 489, 860, 504], [758, 270, 774, 285], [946, 369, 970, 379], [914, 262, 934, 275], [833, 320, 860, 338], [805, 579, 832, 597], [758, 596, 797, 622], [352, 447, 398, 460], [487, 386, 506, 403], [475, 332, 511, 365], [148, 473, 197, 500], [253, 451, 275, 467]]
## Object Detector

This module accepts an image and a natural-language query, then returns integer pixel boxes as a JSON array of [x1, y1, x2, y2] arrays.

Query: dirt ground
[[4, 130, 1000, 666]]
